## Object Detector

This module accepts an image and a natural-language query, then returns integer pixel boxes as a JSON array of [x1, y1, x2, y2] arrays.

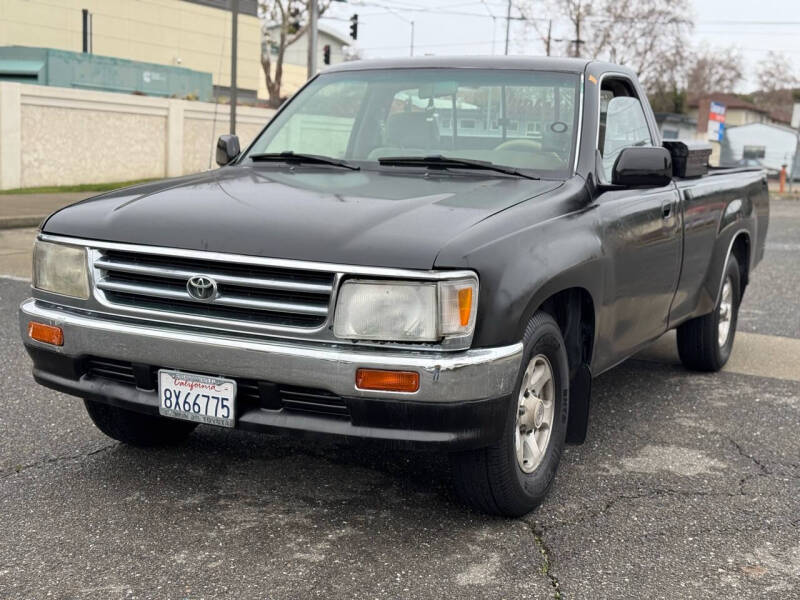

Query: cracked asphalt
[[1, 200, 798, 599]]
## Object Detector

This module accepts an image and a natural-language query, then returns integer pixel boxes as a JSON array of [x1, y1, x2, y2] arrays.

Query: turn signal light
[[28, 322, 63, 346], [458, 287, 473, 327], [356, 369, 420, 393]]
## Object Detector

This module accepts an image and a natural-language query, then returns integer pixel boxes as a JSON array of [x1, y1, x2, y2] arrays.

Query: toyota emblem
[[186, 276, 217, 302]]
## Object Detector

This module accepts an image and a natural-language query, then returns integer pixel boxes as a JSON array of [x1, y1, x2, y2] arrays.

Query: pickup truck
[[20, 57, 769, 517]]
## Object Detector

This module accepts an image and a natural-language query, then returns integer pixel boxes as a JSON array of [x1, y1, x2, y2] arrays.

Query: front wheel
[[450, 311, 569, 517], [677, 253, 741, 372]]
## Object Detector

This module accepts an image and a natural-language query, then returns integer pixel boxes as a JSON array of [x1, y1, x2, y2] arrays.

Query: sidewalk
[[0, 192, 91, 229], [767, 180, 800, 200]]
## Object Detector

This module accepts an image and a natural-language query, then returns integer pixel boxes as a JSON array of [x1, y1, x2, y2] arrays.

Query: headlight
[[33, 240, 90, 299], [333, 277, 478, 343]]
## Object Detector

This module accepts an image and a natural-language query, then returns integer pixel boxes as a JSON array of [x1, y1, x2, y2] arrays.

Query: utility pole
[[479, 1, 497, 55], [545, 19, 552, 56], [82, 9, 92, 54], [571, 1, 584, 58], [504, 0, 512, 55], [230, 0, 238, 135], [307, 0, 319, 79], [382, 8, 414, 57]]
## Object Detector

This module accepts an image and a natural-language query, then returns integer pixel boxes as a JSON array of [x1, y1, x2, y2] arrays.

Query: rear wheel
[[450, 311, 569, 517], [84, 399, 197, 447], [677, 253, 741, 372]]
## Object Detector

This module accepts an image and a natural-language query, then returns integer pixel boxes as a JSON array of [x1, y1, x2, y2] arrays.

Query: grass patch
[[0, 178, 157, 195]]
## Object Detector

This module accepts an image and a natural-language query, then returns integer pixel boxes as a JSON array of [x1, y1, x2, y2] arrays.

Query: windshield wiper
[[249, 151, 359, 171], [377, 155, 540, 180]]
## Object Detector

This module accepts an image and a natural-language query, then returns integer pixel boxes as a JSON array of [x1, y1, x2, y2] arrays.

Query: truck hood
[[43, 166, 562, 269]]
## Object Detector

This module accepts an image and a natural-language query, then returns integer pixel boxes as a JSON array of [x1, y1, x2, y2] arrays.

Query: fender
[[514, 267, 601, 446], [695, 195, 754, 318]]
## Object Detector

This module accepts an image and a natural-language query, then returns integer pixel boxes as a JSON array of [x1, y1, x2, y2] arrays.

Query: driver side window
[[598, 81, 653, 181]]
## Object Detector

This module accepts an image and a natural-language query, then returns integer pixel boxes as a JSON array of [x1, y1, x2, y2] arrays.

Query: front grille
[[85, 356, 137, 386], [84, 357, 350, 420], [92, 249, 335, 331], [279, 387, 350, 418]]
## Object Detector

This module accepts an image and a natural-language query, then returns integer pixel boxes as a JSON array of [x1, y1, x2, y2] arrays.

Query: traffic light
[[349, 14, 358, 40], [323, 44, 331, 65]]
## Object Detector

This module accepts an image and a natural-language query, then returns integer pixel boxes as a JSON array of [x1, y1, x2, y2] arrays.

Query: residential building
[[0, 0, 265, 101], [688, 94, 781, 133], [721, 122, 800, 178], [653, 113, 699, 141]]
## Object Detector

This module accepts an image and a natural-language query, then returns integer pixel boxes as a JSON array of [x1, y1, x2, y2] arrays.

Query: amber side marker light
[[28, 322, 64, 346], [457, 287, 473, 327], [356, 369, 420, 393]]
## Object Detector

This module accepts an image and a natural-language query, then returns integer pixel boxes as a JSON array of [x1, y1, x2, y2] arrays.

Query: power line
[[357, 38, 499, 52], [348, 0, 800, 26]]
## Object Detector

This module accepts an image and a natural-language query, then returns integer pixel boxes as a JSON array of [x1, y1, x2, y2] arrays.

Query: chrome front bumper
[[20, 299, 523, 403]]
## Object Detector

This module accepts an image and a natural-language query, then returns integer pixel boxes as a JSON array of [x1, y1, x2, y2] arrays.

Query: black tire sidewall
[[713, 255, 741, 366], [502, 313, 570, 504]]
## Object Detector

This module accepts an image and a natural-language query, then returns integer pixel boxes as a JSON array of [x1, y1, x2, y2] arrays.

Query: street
[[0, 200, 798, 599]]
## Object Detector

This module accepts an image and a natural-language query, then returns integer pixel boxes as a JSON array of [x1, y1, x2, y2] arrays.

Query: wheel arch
[[519, 283, 597, 445], [730, 231, 751, 294], [707, 228, 751, 311]]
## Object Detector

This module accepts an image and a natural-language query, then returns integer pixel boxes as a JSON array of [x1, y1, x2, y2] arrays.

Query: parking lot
[[1, 200, 798, 599]]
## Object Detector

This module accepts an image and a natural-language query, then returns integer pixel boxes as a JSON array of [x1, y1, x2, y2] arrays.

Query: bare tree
[[685, 45, 743, 98], [756, 50, 799, 93], [752, 51, 799, 123], [519, 0, 692, 92], [520, 0, 591, 58], [259, 0, 331, 108]]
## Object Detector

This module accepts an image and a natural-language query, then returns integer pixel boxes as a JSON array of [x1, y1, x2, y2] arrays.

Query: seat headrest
[[385, 112, 440, 149]]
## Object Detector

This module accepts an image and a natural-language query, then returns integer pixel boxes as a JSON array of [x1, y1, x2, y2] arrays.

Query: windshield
[[243, 68, 581, 176]]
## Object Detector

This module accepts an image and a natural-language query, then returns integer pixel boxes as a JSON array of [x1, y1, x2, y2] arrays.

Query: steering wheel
[[494, 139, 542, 152]]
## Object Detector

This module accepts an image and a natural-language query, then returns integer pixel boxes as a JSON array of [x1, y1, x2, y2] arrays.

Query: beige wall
[[688, 107, 771, 128], [182, 102, 268, 174], [726, 108, 768, 127], [0, 82, 274, 189], [0, 0, 267, 100]]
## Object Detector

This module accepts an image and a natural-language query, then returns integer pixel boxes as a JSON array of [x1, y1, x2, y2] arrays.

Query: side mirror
[[216, 134, 241, 166], [611, 146, 672, 187]]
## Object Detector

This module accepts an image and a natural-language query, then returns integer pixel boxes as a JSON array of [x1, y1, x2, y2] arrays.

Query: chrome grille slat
[[95, 279, 329, 316], [91, 248, 336, 333], [94, 258, 333, 294]]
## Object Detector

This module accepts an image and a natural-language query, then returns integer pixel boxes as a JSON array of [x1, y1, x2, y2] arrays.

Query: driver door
[[595, 83, 682, 365]]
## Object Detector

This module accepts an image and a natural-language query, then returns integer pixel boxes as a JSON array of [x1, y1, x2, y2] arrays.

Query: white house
[[721, 122, 800, 176]]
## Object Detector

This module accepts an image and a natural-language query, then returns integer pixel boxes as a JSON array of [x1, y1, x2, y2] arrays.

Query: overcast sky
[[322, 0, 800, 92]]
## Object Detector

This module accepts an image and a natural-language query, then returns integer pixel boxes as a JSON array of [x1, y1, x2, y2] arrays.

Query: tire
[[84, 399, 197, 447], [677, 253, 741, 372], [450, 311, 569, 517]]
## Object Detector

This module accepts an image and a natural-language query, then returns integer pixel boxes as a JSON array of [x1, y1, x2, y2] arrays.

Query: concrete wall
[[0, 82, 274, 190], [0, 0, 265, 99]]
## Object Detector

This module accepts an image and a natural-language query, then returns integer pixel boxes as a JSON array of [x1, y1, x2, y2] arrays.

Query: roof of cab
[[322, 55, 593, 74]]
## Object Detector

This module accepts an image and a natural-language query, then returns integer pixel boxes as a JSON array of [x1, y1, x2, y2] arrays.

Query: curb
[[0, 215, 45, 230]]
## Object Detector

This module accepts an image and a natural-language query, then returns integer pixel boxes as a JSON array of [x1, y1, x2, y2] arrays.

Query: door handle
[[661, 200, 673, 219]]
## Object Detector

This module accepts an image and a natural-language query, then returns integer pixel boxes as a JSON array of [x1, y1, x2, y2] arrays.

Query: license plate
[[158, 370, 236, 428]]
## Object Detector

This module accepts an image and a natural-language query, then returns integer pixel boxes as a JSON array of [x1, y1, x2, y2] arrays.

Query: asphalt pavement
[[0, 200, 798, 599]]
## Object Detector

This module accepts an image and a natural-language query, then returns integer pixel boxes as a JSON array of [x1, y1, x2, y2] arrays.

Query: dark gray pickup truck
[[20, 57, 768, 516]]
